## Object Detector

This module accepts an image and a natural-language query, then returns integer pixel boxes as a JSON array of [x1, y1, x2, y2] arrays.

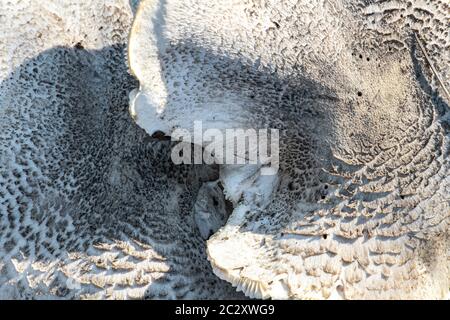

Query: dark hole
[[250, 94, 255, 99], [225, 199, 234, 216], [151, 130, 171, 141], [178, 149, 183, 157], [321, 195, 326, 200], [359, 54, 363, 59], [322, 234, 328, 239], [400, 195, 405, 199], [366, 57, 370, 61], [272, 21, 280, 29], [357, 91, 362, 97], [212, 197, 219, 207], [74, 42, 84, 50], [324, 184, 328, 189], [288, 182, 295, 191]]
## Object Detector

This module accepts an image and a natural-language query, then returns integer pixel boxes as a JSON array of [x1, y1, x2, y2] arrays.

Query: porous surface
[[129, 0, 449, 299], [0, 0, 242, 299]]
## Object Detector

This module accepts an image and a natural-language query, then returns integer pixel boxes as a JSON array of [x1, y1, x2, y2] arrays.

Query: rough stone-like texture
[[0, 0, 242, 299], [129, 0, 449, 299]]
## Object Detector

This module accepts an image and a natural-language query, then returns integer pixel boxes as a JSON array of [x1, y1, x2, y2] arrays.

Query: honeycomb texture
[[129, 0, 449, 299], [0, 0, 242, 299]]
